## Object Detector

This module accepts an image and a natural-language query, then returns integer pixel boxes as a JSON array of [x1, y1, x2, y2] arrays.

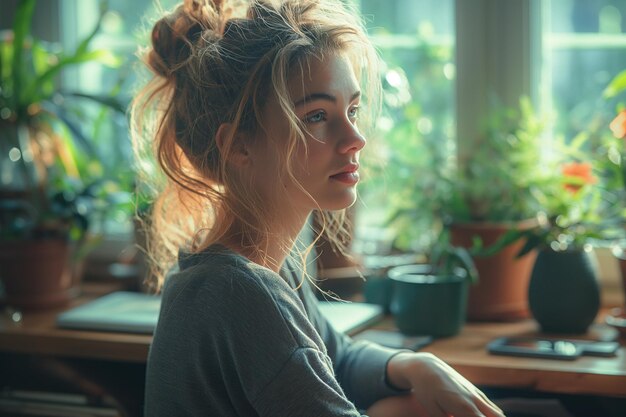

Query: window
[[55, 0, 458, 251], [49, 0, 626, 255]]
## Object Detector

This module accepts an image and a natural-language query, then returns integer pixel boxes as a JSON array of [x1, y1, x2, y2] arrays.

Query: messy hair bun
[[131, 0, 381, 290], [148, 0, 226, 78]]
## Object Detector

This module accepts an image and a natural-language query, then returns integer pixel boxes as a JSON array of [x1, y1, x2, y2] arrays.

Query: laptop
[[56, 291, 383, 336]]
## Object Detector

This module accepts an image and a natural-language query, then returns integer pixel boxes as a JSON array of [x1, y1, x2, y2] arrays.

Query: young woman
[[132, 0, 505, 416]]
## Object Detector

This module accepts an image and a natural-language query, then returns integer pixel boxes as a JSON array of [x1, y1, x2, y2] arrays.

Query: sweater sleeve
[[253, 347, 365, 417], [295, 274, 412, 411]]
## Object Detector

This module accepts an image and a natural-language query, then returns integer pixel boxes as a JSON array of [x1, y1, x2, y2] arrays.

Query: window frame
[[454, 0, 542, 163]]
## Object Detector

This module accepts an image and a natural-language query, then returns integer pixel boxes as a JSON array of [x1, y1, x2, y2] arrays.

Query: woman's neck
[[218, 211, 311, 273]]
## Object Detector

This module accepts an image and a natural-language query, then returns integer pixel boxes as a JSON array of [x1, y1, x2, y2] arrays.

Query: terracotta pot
[[0, 239, 79, 310], [450, 220, 537, 321]]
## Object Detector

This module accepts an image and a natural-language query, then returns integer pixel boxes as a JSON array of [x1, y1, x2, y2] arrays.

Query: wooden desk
[[0, 283, 152, 364], [1, 285, 625, 400], [373, 317, 626, 399]]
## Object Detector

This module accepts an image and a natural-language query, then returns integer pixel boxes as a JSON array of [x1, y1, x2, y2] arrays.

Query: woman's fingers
[[366, 394, 429, 417], [415, 398, 448, 417], [434, 398, 485, 417], [473, 389, 505, 417], [366, 391, 506, 417], [420, 383, 502, 417], [474, 396, 505, 417]]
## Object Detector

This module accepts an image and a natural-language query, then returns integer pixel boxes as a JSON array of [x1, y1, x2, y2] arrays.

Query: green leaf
[[23, 49, 121, 105], [72, 233, 104, 261], [470, 235, 483, 251], [66, 92, 127, 114], [516, 233, 543, 258], [1, 37, 13, 86], [475, 229, 523, 257], [74, 2, 106, 57], [0, 36, 3, 95], [569, 131, 589, 152], [44, 100, 98, 158], [604, 69, 626, 99], [450, 246, 479, 283], [11, 0, 36, 111], [30, 40, 55, 97]]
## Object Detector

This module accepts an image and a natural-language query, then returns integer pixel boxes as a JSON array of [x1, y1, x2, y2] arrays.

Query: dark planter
[[388, 264, 468, 337], [0, 239, 79, 310], [363, 253, 422, 313], [613, 247, 626, 308], [528, 248, 600, 334], [363, 273, 393, 313]]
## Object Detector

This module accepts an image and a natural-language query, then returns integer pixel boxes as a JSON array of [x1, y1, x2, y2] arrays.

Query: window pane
[[61, 0, 180, 235], [355, 0, 455, 254], [360, 0, 453, 34], [545, 0, 626, 139]]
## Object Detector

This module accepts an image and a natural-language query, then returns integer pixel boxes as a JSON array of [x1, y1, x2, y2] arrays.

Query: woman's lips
[[330, 171, 360, 185]]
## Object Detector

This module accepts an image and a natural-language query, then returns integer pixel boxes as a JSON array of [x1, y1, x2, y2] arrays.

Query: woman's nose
[[337, 122, 366, 154]]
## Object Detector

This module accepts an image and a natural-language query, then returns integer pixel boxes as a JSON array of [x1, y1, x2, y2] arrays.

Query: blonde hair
[[131, 0, 381, 291]]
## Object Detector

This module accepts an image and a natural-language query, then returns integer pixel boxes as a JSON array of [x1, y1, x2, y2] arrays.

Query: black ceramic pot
[[528, 248, 600, 334]]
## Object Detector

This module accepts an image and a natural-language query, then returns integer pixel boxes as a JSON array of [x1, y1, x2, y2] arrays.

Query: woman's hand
[[366, 394, 429, 417], [369, 352, 505, 417]]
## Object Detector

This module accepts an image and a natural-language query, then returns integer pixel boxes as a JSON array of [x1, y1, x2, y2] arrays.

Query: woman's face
[[250, 52, 366, 214]]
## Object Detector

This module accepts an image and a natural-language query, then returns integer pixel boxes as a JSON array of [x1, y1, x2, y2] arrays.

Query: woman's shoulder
[[167, 245, 287, 294], [160, 245, 302, 318], [156, 245, 323, 349]]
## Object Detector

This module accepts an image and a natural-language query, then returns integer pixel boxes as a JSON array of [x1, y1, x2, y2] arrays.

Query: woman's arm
[[294, 272, 504, 417], [295, 280, 411, 410]]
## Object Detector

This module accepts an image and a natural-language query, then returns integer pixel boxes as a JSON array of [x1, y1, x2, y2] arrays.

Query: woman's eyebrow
[[294, 91, 361, 107]]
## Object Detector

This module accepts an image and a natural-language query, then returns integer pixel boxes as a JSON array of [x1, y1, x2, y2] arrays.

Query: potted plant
[[605, 70, 626, 249], [445, 97, 551, 321], [385, 96, 547, 321], [0, 0, 125, 310], [387, 232, 478, 337], [600, 68, 626, 333], [494, 144, 623, 333]]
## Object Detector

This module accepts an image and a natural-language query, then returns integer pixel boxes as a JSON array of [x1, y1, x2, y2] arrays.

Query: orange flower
[[561, 162, 596, 193], [610, 110, 626, 139]]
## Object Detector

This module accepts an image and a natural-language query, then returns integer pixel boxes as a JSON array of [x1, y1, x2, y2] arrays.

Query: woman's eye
[[304, 110, 326, 124], [348, 105, 360, 119]]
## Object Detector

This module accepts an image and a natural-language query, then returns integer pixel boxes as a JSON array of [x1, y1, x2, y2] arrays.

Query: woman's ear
[[215, 122, 252, 168]]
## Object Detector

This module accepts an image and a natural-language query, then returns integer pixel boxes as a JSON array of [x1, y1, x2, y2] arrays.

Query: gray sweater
[[144, 245, 408, 416]]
